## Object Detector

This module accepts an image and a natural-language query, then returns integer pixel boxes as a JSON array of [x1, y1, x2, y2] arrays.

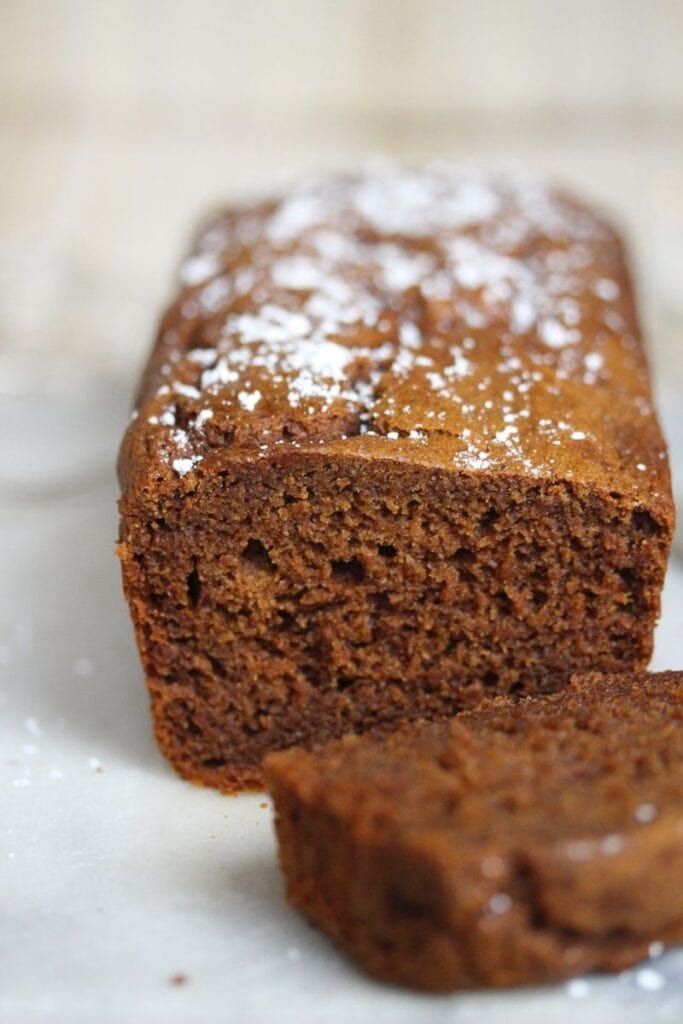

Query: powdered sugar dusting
[[136, 166, 657, 485], [540, 319, 581, 349], [179, 252, 221, 287], [172, 456, 202, 477], [238, 390, 262, 412], [635, 967, 666, 992]]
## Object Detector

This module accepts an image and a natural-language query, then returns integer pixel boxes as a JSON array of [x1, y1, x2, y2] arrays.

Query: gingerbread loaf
[[117, 167, 673, 792], [266, 670, 683, 991]]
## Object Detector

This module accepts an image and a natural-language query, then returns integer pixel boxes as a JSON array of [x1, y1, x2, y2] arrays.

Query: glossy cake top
[[121, 165, 670, 510]]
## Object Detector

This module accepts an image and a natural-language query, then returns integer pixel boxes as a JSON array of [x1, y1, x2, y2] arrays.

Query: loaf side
[[118, 167, 674, 791]]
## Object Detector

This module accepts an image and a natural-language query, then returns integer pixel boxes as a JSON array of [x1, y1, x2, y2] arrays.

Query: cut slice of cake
[[266, 670, 683, 990]]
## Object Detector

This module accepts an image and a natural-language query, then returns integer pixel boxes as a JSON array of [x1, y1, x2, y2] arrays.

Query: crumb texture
[[118, 167, 673, 791], [266, 671, 683, 991]]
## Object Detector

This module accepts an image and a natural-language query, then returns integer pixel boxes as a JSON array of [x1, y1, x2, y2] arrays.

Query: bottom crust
[[312, 907, 683, 992], [271, 798, 683, 991]]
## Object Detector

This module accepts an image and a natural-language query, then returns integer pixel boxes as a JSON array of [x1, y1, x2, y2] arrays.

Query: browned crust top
[[119, 166, 672, 521]]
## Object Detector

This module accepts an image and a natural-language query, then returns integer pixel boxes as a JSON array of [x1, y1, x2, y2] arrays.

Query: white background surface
[[2, 3, 683, 1020]]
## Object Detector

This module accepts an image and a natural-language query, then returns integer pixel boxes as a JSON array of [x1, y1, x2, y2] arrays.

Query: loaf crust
[[117, 167, 673, 791], [265, 671, 683, 990]]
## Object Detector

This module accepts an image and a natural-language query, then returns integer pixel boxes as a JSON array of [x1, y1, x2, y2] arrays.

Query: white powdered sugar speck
[[540, 319, 582, 349], [172, 455, 203, 477], [238, 390, 262, 412]]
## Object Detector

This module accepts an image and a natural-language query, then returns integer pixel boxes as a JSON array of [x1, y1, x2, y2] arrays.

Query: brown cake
[[266, 670, 683, 991], [117, 167, 673, 792]]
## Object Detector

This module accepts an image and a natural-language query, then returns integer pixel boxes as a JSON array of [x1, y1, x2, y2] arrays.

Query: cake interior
[[270, 671, 683, 845], [120, 451, 667, 790], [265, 672, 683, 990]]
